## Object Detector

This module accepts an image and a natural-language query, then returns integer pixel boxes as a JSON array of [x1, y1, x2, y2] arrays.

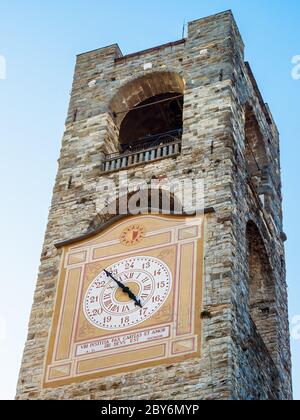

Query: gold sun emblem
[[120, 225, 146, 247]]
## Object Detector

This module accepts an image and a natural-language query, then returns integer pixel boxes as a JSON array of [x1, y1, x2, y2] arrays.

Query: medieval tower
[[16, 11, 292, 400]]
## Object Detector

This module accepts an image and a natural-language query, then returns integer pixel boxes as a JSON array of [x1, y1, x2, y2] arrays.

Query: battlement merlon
[[188, 10, 244, 52]]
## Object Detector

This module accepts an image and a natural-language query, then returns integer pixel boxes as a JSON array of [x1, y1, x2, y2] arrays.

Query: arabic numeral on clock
[[121, 316, 130, 324], [140, 308, 148, 316], [142, 261, 151, 269], [103, 316, 112, 324], [125, 262, 135, 270], [90, 296, 99, 304], [92, 308, 103, 316], [157, 281, 166, 289], [152, 295, 162, 303], [95, 281, 106, 288]]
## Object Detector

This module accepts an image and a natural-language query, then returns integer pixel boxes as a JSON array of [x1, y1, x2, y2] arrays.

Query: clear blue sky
[[0, 0, 299, 400]]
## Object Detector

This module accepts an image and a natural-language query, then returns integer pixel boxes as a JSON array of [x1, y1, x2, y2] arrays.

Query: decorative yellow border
[[43, 214, 205, 388]]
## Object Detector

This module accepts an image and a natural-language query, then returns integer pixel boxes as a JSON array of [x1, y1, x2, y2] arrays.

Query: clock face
[[83, 256, 172, 331]]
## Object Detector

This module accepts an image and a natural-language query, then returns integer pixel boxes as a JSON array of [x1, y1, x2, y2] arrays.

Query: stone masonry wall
[[16, 11, 292, 400]]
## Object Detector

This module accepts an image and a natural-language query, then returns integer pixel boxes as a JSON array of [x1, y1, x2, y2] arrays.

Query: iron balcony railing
[[102, 129, 182, 173]]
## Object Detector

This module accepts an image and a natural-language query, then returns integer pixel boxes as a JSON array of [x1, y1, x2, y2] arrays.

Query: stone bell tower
[[16, 11, 292, 400]]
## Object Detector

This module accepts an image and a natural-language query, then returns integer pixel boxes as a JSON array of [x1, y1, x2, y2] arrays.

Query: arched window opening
[[119, 92, 183, 153], [245, 106, 270, 206], [103, 72, 185, 173], [246, 221, 278, 361]]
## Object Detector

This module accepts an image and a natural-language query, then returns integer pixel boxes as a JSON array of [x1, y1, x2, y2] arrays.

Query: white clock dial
[[84, 256, 172, 330]]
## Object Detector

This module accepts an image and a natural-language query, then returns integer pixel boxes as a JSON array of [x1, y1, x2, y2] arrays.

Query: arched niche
[[109, 72, 185, 152], [246, 221, 278, 362], [245, 105, 270, 205]]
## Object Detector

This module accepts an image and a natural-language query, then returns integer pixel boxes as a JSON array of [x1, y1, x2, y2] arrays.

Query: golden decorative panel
[[43, 214, 205, 388]]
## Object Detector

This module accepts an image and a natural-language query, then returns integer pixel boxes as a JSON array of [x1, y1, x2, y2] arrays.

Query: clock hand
[[104, 270, 124, 289], [104, 270, 143, 308]]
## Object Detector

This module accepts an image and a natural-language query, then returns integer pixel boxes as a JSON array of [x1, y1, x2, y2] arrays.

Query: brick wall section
[[16, 11, 292, 400]]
